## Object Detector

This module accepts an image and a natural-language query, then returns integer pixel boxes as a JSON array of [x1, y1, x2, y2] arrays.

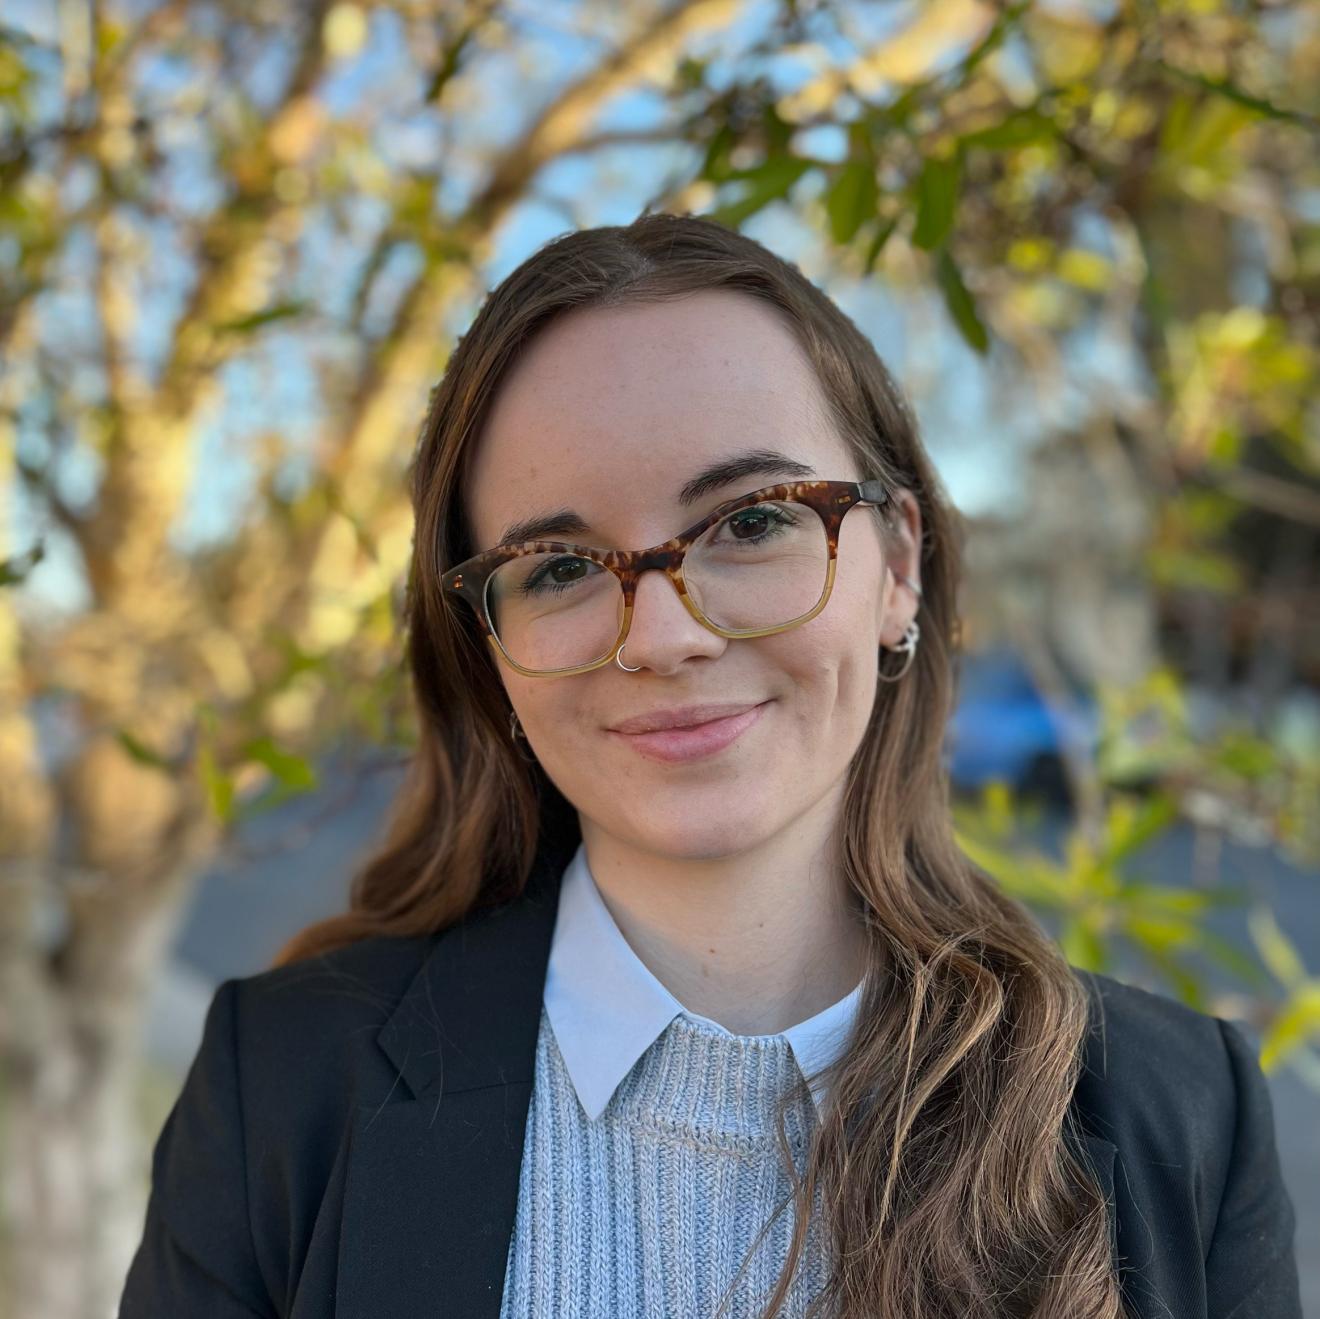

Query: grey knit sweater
[[498, 1002, 836, 1318]]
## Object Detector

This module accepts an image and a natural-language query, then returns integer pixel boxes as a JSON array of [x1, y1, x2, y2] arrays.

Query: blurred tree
[[0, 1, 1316, 1315]]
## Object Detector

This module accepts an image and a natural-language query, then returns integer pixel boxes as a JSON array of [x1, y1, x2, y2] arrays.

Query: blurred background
[[0, 1, 1317, 1315]]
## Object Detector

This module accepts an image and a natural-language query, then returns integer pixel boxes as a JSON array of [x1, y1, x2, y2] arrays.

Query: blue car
[[945, 648, 1100, 803]]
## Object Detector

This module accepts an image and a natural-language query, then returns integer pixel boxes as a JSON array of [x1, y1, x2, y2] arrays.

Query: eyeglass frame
[[444, 477, 892, 678]]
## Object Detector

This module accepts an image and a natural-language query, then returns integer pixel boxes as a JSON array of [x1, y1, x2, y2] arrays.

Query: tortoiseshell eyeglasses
[[445, 478, 890, 677]]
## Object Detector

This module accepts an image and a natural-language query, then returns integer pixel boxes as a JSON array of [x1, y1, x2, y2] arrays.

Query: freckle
[[708, 947, 716, 954]]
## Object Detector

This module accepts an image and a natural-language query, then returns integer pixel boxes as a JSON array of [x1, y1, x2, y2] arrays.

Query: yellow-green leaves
[[191, 705, 319, 824], [1250, 908, 1320, 1072]]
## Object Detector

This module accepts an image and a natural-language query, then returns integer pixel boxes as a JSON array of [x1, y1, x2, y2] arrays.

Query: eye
[[714, 504, 800, 544], [519, 554, 601, 595]]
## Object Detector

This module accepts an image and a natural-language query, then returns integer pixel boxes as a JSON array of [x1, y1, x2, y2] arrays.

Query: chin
[[615, 797, 779, 860]]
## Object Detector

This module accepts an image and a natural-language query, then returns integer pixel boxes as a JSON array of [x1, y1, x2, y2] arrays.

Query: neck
[[577, 791, 871, 1036]]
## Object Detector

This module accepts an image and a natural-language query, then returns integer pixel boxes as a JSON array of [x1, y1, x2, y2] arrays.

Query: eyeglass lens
[[484, 498, 830, 673]]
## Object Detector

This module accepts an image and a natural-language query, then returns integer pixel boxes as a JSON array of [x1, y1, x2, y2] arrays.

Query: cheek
[[513, 686, 585, 743], [783, 557, 884, 669], [762, 613, 878, 716]]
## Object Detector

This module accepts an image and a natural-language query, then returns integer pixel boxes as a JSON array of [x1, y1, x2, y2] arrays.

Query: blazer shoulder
[[222, 932, 439, 1117], [1071, 967, 1230, 1090], [1069, 969, 1262, 1236], [233, 930, 436, 1019], [1068, 970, 1301, 1314]]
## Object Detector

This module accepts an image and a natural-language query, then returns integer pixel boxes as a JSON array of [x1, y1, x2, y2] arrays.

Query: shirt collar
[[544, 840, 865, 1122]]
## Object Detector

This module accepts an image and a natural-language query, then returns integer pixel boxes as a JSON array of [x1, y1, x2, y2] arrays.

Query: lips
[[607, 700, 771, 765], [609, 701, 765, 735]]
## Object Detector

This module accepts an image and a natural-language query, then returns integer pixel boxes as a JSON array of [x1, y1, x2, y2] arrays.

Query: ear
[[880, 489, 923, 647]]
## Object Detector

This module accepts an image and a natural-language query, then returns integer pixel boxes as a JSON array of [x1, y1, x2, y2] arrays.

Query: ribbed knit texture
[[498, 1003, 836, 1318]]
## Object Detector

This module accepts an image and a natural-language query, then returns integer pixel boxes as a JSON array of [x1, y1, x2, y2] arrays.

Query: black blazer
[[119, 815, 1303, 1318]]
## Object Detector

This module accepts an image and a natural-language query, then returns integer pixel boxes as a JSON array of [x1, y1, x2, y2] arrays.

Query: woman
[[119, 213, 1301, 1319]]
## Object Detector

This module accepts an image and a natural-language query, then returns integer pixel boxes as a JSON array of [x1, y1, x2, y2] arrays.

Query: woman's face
[[462, 288, 921, 861]]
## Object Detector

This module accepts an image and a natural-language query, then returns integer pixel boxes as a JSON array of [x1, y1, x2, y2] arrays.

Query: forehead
[[462, 289, 845, 543]]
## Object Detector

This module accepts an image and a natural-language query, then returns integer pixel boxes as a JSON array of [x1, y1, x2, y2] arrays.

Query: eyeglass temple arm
[[857, 478, 890, 506]]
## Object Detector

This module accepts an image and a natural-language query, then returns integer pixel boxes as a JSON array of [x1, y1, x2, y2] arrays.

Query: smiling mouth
[[609, 701, 766, 735], [607, 700, 771, 764]]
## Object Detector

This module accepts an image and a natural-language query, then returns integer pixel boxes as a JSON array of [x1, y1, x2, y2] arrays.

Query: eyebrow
[[495, 448, 818, 547]]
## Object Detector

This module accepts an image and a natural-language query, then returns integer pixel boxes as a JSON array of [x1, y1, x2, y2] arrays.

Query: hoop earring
[[877, 620, 919, 682], [616, 643, 642, 672]]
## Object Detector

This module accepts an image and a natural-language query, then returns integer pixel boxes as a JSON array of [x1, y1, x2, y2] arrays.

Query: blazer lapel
[[335, 811, 578, 1319]]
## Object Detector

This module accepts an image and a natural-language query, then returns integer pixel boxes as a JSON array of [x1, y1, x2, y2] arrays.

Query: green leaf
[[214, 302, 307, 335], [980, 778, 1016, 837], [115, 729, 173, 770], [708, 154, 815, 228], [0, 540, 43, 587], [960, 109, 1056, 150], [675, 55, 708, 92], [862, 217, 897, 274], [825, 159, 878, 245], [912, 155, 960, 251], [935, 248, 988, 354], [196, 738, 234, 823], [1249, 906, 1308, 989], [1060, 915, 1106, 970], [700, 121, 736, 184], [0, 33, 36, 104], [1142, 945, 1207, 1009], [1146, 546, 1243, 593], [1124, 913, 1198, 952], [422, 24, 475, 102], [1099, 791, 1179, 866], [1158, 59, 1316, 128], [1215, 732, 1276, 780], [1196, 929, 1272, 989], [1260, 985, 1320, 1070], [1158, 91, 1196, 156], [241, 735, 318, 791], [1164, 95, 1257, 173]]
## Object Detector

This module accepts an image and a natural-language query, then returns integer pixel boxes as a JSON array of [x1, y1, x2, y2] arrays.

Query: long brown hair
[[273, 212, 1127, 1319]]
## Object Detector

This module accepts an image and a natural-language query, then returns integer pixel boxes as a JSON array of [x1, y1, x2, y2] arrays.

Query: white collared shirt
[[543, 839, 865, 1122]]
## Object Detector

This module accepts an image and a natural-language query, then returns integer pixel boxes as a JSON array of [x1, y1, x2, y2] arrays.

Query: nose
[[616, 567, 724, 669]]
